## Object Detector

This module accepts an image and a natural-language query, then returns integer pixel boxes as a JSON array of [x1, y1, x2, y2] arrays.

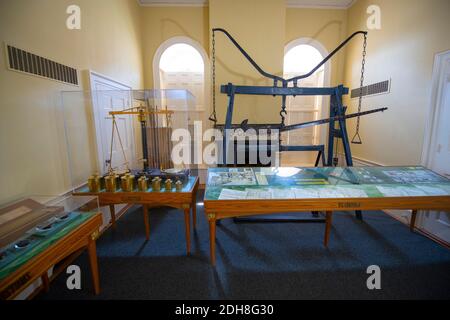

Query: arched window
[[159, 43, 204, 73], [282, 39, 330, 166], [153, 37, 209, 112], [284, 44, 324, 76]]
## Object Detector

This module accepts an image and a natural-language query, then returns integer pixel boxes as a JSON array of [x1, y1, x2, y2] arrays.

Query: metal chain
[[209, 30, 217, 125], [352, 33, 367, 144], [280, 97, 287, 127]]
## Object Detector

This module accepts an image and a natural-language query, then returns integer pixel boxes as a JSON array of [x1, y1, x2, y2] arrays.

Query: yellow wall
[[141, 6, 209, 88], [343, 0, 450, 165], [209, 0, 286, 124], [0, 0, 144, 203], [139, 3, 349, 126], [286, 8, 348, 86], [4, 0, 446, 203]]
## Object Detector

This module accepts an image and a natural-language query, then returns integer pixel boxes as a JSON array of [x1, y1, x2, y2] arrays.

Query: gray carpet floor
[[39, 190, 450, 300]]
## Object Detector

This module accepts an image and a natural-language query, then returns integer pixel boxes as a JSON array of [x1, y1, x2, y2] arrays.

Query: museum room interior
[[0, 0, 449, 301]]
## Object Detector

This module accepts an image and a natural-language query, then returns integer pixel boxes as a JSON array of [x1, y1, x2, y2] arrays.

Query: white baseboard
[[337, 152, 385, 167]]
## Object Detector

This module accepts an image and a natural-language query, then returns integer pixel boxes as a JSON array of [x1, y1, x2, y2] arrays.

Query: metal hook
[[351, 133, 362, 144]]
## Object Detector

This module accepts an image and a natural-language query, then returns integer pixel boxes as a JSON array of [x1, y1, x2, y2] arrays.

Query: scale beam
[[280, 107, 388, 132], [221, 84, 349, 96], [213, 28, 367, 86]]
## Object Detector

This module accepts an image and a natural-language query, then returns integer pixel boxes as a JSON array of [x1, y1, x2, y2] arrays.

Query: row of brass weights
[[87, 173, 183, 193]]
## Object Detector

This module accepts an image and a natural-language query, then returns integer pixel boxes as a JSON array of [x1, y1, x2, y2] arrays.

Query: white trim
[[336, 152, 385, 166], [138, 0, 207, 7], [284, 38, 331, 147], [138, 0, 355, 9], [152, 36, 210, 112], [421, 49, 450, 168], [286, 0, 355, 9], [88, 70, 132, 91]]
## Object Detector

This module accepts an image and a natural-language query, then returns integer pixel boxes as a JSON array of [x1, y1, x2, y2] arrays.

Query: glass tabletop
[[204, 167, 450, 200]]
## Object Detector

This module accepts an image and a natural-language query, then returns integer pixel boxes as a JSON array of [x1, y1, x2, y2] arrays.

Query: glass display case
[[0, 195, 99, 280], [61, 89, 195, 192], [204, 166, 450, 200]]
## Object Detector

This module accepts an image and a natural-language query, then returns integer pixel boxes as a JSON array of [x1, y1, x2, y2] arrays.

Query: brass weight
[[151, 177, 161, 192], [121, 174, 135, 192], [138, 176, 148, 192], [165, 179, 173, 192], [128, 175, 135, 191], [175, 180, 183, 192], [120, 175, 129, 192], [105, 175, 116, 192], [88, 175, 101, 193]]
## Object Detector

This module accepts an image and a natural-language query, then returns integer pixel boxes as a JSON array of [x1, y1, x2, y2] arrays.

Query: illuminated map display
[[204, 167, 450, 200]]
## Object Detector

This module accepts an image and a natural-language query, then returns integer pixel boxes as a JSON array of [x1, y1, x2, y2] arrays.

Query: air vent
[[351, 80, 390, 98], [6, 44, 78, 86]]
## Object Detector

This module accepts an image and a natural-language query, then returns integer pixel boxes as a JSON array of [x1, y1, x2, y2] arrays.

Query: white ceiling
[[138, 0, 356, 9]]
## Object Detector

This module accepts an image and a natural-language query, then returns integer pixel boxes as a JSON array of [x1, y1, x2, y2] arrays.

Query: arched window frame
[[153, 36, 210, 113], [284, 38, 331, 147]]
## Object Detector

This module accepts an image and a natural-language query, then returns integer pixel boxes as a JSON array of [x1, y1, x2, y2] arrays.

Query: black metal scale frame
[[211, 28, 388, 223]]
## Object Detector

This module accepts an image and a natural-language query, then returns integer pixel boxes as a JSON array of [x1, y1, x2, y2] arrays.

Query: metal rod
[[213, 28, 367, 85], [280, 107, 387, 132], [141, 119, 148, 170], [287, 31, 368, 83], [212, 28, 285, 83]]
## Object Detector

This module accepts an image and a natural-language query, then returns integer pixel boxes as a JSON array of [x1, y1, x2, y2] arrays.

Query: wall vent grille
[[351, 79, 390, 98], [6, 44, 78, 85]]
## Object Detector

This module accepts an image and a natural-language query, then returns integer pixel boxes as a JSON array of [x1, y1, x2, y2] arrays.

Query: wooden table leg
[[192, 183, 198, 230], [208, 214, 217, 266], [41, 273, 50, 293], [109, 204, 116, 229], [184, 208, 191, 255], [324, 211, 333, 247], [143, 205, 150, 240], [191, 201, 197, 230], [410, 210, 417, 232], [87, 236, 100, 295]]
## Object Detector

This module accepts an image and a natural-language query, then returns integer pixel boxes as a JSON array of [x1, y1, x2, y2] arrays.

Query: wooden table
[[204, 167, 450, 265], [0, 212, 102, 299], [73, 176, 199, 255]]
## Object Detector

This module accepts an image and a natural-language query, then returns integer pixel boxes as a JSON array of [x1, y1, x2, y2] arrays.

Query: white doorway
[[89, 71, 136, 175], [88, 71, 135, 228], [282, 38, 330, 166], [420, 50, 450, 245]]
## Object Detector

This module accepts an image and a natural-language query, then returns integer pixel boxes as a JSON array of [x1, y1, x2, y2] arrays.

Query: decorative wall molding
[[286, 0, 356, 9], [138, 0, 207, 7], [138, 0, 356, 9]]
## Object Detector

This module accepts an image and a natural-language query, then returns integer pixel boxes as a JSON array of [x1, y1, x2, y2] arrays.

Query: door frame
[[88, 70, 132, 175], [420, 49, 450, 168], [417, 50, 450, 237]]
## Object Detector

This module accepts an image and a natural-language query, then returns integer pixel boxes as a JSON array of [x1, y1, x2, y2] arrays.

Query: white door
[[419, 51, 450, 244], [89, 72, 135, 175]]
